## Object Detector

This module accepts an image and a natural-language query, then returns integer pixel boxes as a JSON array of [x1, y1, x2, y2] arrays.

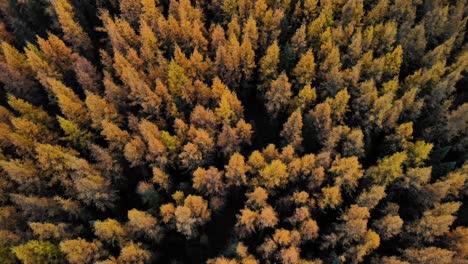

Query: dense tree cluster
[[0, 0, 466, 263]]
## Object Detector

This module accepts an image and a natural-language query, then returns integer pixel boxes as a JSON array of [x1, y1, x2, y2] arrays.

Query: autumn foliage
[[0, 0, 466, 263]]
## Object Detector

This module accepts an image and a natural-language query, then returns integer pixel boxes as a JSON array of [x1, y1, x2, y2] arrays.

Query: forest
[[0, 0, 467, 263]]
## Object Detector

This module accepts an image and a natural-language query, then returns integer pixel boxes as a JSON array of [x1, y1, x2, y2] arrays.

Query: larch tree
[[45, 78, 88, 125], [280, 109, 303, 152], [259, 159, 289, 189], [225, 152, 248, 187], [293, 49, 316, 86], [240, 36, 256, 80], [329, 156, 364, 192], [94, 218, 126, 245], [0, 42, 36, 98], [192, 166, 226, 197], [318, 42, 343, 97], [12, 240, 64, 264], [265, 72, 292, 118], [59, 239, 105, 264], [50, 0, 91, 51], [0, 0, 466, 263], [174, 195, 211, 238], [127, 209, 160, 241], [258, 41, 280, 90], [403, 247, 454, 264], [367, 152, 407, 185], [118, 242, 152, 264]]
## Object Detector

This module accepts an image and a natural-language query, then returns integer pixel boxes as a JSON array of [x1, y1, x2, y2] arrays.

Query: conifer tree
[[0, 1, 466, 263], [265, 72, 292, 118], [293, 49, 316, 86], [50, 0, 91, 51], [280, 109, 303, 152], [259, 41, 280, 89]]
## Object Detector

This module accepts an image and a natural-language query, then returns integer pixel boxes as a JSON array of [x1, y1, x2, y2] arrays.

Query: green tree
[[57, 116, 91, 147], [367, 152, 407, 185], [12, 240, 64, 264]]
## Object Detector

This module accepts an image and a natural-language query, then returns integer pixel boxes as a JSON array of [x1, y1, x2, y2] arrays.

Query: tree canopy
[[0, 0, 466, 263]]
